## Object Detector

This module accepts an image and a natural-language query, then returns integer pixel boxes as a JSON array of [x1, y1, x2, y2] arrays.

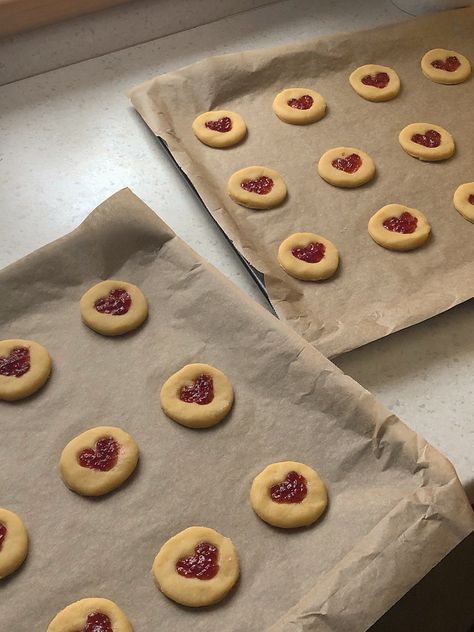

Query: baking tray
[[129, 6, 474, 358], [1, 189, 472, 632]]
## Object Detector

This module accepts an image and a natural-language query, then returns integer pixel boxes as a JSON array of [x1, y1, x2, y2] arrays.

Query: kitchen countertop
[[1, 0, 472, 500]]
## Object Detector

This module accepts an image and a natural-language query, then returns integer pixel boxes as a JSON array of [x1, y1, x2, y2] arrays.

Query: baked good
[[152, 526, 239, 607], [160, 363, 233, 428], [0, 339, 51, 401], [59, 426, 139, 496]]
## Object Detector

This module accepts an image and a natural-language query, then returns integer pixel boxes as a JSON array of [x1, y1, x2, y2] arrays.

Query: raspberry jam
[[78, 436, 119, 471], [0, 346, 30, 378], [94, 289, 132, 315], [361, 72, 390, 88], [468, 194, 474, 205], [411, 130, 441, 148], [332, 153, 362, 174], [292, 242, 326, 263], [176, 542, 219, 580], [76, 612, 113, 632], [179, 374, 214, 405], [0, 522, 6, 551], [270, 471, 308, 503], [431, 56, 460, 72], [240, 176, 274, 195], [287, 95, 314, 110], [383, 211, 418, 234], [205, 117, 232, 133]]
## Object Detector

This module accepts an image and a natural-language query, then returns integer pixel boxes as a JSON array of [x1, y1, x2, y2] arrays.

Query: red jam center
[[411, 129, 441, 148], [0, 346, 30, 378], [332, 153, 362, 174], [361, 72, 390, 88], [179, 374, 214, 405], [287, 95, 314, 110], [271, 471, 308, 503], [240, 176, 274, 195], [292, 242, 326, 263], [204, 116, 232, 133], [383, 211, 418, 234], [94, 288, 132, 315], [176, 542, 219, 580], [76, 612, 113, 632], [431, 56, 460, 72], [468, 194, 474, 205], [0, 522, 7, 551], [78, 436, 119, 471]]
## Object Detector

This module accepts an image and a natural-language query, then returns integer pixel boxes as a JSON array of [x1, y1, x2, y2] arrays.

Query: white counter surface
[[1, 0, 472, 500]]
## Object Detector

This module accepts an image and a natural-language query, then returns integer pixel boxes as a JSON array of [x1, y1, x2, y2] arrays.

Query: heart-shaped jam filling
[[0, 346, 30, 378], [205, 117, 232, 133], [383, 211, 418, 234], [179, 374, 214, 405], [176, 542, 219, 580], [78, 436, 119, 471], [287, 95, 314, 110], [271, 471, 307, 503], [332, 153, 362, 174], [94, 289, 132, 316], [292, 242, 326, 263], [75, 612, 113, 632], [240, 176, 274, 195], [361, 72, 390, 88], [431, 56, 460, 72], [0, 522, 7, 551], [468, 194, 474, 205], [411, 129, 441, 148]]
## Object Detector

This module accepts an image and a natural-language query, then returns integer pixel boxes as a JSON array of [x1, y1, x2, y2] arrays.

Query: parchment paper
[[129, 7, 474, 358], [0, 189, 473, 632]]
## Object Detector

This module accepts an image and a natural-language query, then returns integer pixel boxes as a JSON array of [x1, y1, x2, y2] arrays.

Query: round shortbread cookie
[[152, 526, 239, 607], [0, 508, 28, 579], [453, 182, 474, 222], [250, 461, 328, 529], [272, 88, 327, 124], [47, 598, 132, 632], [228, 166, 287, 209], [192, 110, 247, 148], [421, 48, 471, 84], [317, 147, 375, 188], [0, 339, 51, 401], [160, 363, 233, 429], [368, 204, 431, 251], [59, 426, 139, 496], [278, 232, 339, 281], [349, 64, 400, 101], [398, 123, 454, 161], [80, 280, 148, 336]]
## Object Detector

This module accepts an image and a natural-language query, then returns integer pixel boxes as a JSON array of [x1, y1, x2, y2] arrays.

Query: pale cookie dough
[[368, 204, 431, 251], [0, 339, 51, 401], [453, 182, 474, 222], [250, 461, 328, 529], [278, 232, 339, 281], [47, 597, 132, 632], [0, 508, 28, 579], [160, 363, 233, 429], [272, 88, 327, 124], [192, 110, 247, 148], [80, 280, 148, 336], [349, 64, 400, 101], [421, 48, 471, 84], [59, 426, 139, 496], [228, 166, 287, 209], [398, 123, 455, 161], [317, 147, 375, 188], [152, 526, 239, 607]]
